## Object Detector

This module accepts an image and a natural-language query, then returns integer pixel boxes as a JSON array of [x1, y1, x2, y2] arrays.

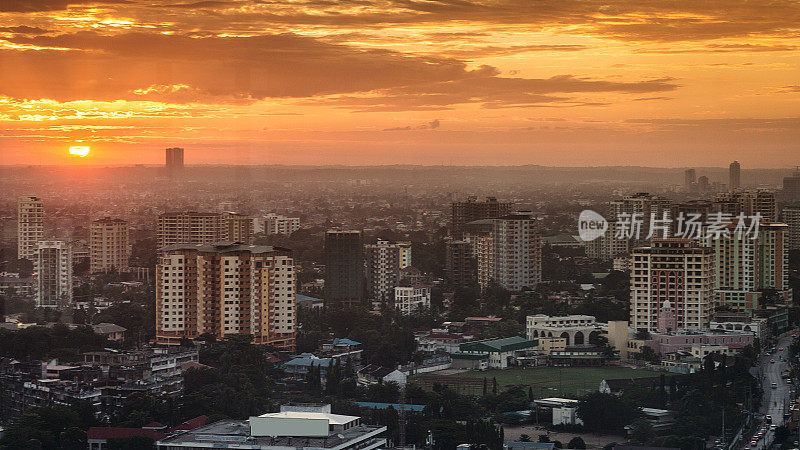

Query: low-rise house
[[457, 336, 538, 369], [356, 364, 407, 386]]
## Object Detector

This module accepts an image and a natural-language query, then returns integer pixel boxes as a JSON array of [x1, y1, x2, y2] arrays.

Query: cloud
[[383, 119, 441, 131], [0, 26, 51, 34], [636, 43, 800, 54], [0, 0, 133, 12]]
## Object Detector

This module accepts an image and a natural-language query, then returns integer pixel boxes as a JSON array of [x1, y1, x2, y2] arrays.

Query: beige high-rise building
[[90, 217, 130, 273], [35, 240, 73, 309], [18, 195, 43, 260], [588, 193, 671, 261], [714, 190, 777, 222], [156, 242, 296, 349], [492, 212, 542, 291], [630, 239, 714, 331], [157, 211, 253, 248], [782, 205, 800, 250]]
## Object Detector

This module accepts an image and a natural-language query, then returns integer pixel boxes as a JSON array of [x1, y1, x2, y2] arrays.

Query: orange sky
[[0, 0, 799, 167]]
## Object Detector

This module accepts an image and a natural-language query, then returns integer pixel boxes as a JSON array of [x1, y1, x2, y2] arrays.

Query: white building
[[365, 240, 401, 302], [156, 404, 387, 450], [492, 212, 542, 291], [630, 239, 714, 331], [18, 195, 43, 261], [394, 283, 430, 315], [260, 213, 301, 235], [526, 314, 600, 346], [90, 217, 130, 273], [35, 240, 73, 308], [397, 241, 412, 268]]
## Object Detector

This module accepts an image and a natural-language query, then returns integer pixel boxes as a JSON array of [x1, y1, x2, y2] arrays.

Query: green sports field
[[419, 366, 662, 398]]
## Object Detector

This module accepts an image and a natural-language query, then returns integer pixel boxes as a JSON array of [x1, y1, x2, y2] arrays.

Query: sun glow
[[68, 146, 90, 157]]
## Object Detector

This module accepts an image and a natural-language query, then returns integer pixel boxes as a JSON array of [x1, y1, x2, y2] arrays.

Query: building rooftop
[[160, 242, 288, 254]]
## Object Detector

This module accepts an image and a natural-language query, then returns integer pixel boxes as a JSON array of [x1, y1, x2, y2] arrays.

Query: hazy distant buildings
[[258, 213, 300, 235], [729, 161, 741, 190], [165, 147, 184, 175], [35, 240, 73, 309], [783, 204, 800, 250], [783, 168, 800, 202], [684, 169, 696, 192], [492, 212, 542, 291], [157, 212, 253, 248], [451, 196, 512, 238], [156, 243, 296, 349], [17, 195, 43, 261], [365, 240, 401, 303], [90, 217, 130, 273], [323, 230, 365, 306], [588, 193, 671, 261], [714, 190, 777, 222], [630, 239, 714, 331]]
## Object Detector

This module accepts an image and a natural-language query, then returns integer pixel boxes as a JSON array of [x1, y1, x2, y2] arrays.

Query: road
[[744, 332, 795, 449]]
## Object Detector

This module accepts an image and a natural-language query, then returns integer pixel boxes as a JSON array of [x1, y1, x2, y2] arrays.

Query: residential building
[[714, 190, 778, 222], [323, 230, 364, 306], [782, 168, 800, 202], [155, 404, 387, 450], [445, 239, 476, 286], [156, 242, 296, 349], [684, 169, 696, 192], [35, 240, 73, 309], [451, 196, 512, 238], [526, 314, 599, 346], [630, 239, 714, 331], [259, 213, 300, 235], [589, 193, 671, 260], [465, 232, 494, 288], [394, 282, 430, 315], [493, 212, 542, 291], [397, 241, 412, 268], [729, 160, 741, 190], [90, 217, 130, 273], [364, 239, 401, 303], [157, 211, 253, 248], [782, 204, 800, 250], [17, 195, 43, 261], [165, 147, 184, 174], [758, 222, 791, 302]]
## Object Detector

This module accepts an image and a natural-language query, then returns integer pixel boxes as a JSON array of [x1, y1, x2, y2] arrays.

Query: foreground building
[[90, 217, 130, 273], [630, 239, 714, 331], [157, 211, 253, 248], [364, 240, 401, 303], [526, 314, 600, 346], [156, 242, 296, 349], [17, 195, 43, 261], [35, 240, 73, 308], [155, 404, 387, 450], [714, 189, 778, 222]]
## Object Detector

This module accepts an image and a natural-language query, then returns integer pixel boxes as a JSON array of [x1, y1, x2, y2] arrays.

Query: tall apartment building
[[729, 160, 741, 190], [323, 230, 365, 306], [492, 212, 542, 291], [684, 169, 696, 192], [365, 240, 401, 303], [397, 241, 412, 269], [783, 204, 800, 250], [260, 213, 300, 235], [156, 243, 296, 349], [588, 193, 671, 261], [445, 239, 476, 287], [165, 147, 184, 174], [783, 168, 800, 202], [466, 233, 494, 288], [757, 223, 791, 302], [630, 239, 714, 331], [35, 240, 73, 309], [451, 196, 512, 238], [18, 195, 44, 261], [90, 217, 130, 273], [714, 190, 777, 222], [157, 212, 253, 248]]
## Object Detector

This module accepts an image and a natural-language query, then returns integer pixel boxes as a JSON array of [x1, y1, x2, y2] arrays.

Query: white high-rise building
[[18, 195, 43, 260], [365, 240, 401, 302], [630, 239, 714, 331], [394, 283, 431, 315], [492, 212, 542, 291], [35, 240, 73, 308], [90, 217, 130, 273], [260, 213, 300, 235]]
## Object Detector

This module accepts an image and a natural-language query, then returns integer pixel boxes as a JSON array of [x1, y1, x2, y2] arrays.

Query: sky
[[0, 0, 799, 167]]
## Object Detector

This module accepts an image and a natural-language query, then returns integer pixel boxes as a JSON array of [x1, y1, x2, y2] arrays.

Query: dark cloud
[[636, 43, 800, 54], [383, 119, 441, 131], [0, 0, 134, 12], [0, 26, 51, 34]]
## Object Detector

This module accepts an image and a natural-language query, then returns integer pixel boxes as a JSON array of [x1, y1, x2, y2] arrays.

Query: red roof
[[171, 415, 209, 432], [87, 427, 166, 441], [142, 422, 166, 429]]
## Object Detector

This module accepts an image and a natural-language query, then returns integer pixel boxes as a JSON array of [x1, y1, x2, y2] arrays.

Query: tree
[[639, 345, 660, 364], [520, 434, 532, 442], [567, 437, 586, 449], [629, 419, 655, 444], [577, 392, 639, 433], [539, 434, 551, 443]]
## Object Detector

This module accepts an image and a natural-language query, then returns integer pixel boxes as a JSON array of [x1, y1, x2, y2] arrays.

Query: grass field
[[419, 367, 662, 398]]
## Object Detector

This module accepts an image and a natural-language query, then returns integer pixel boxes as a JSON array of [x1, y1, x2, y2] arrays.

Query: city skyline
[[1, 1, 799, 166]]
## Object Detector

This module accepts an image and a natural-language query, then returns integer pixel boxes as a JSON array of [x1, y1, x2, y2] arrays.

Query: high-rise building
[[259, 213, 300, 235], [165, 147, 184, 174], [323, 230, 365, 306], [445, 239, 476, 287], [35, 240, 73, 309], [90, 217, 130, 273], [707, 227, 760, 311], [714, 190, 777, 222], [684, 169, 696, 192], [466, 233, 494, 289], [783, 204, 800, 250], [630, 239, 714, 331], [451, 196, 512, 238], [492, 212, 542, 291], [697, 176, 710, 193], [157, 212, 253, 248], [17, 195, 43, 261], [729, 161, 741, 190], [156, 242, 296, 349], [365, 240, 401, 303], [589, 193, 671, 261], [670, 200, 713, 235], [783, 168, 800, 202], [397, 241, 412, 269], [757, 223, 791, 302]]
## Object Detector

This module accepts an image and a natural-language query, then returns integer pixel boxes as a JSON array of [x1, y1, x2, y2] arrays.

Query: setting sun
[[68, 146, 90, 157]]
